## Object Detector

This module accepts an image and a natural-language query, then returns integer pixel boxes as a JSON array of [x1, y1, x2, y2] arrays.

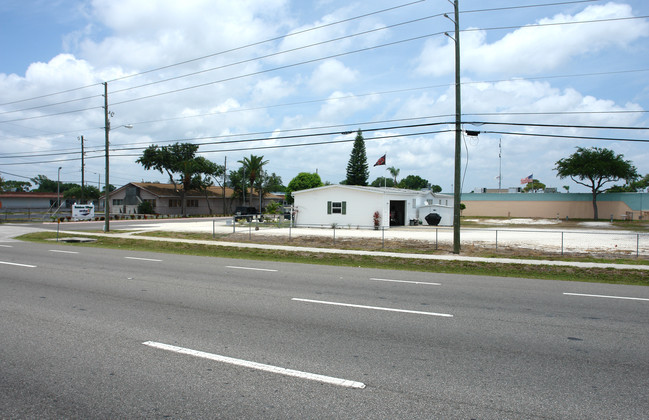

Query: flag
[[374, 154, 386, 166], [520, 174, 533, 184]]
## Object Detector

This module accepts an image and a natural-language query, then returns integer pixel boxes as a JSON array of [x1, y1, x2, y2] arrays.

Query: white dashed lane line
[[125, 257, 163, 262], [369, 277, 441, 286], [292, 298, 453, 318], [226, 265, 278, 272], [143, 341, 366, 389], [0, 261, 36, 268], [564, 292, 649, 302]]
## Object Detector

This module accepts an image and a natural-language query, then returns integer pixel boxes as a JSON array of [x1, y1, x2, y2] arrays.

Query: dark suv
[[234, 206, 259, 222]]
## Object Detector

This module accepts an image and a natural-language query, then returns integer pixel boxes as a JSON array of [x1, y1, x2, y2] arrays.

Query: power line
[[107, 0, 427, 84], [481, 130, 649, 143], [110, 31, 446, 106], [463, 15, 649, 35], [462, 0, 600, 14], [0, 0, 426, 108], [109, 13, 444, 97]]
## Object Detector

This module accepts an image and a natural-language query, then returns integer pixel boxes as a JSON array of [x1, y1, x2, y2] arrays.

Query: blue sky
[[1, 0, 648, 193]]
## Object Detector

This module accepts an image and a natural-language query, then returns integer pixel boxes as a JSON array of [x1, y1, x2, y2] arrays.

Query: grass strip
[[19, 231, 649, 286]]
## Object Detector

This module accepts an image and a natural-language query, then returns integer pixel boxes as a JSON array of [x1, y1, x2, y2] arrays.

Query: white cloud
[[416, 2, 649, 77], [309, 59, 358, 93]]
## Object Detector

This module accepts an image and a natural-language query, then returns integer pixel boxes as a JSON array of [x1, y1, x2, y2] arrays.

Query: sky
[[1, 0, 648, 194]]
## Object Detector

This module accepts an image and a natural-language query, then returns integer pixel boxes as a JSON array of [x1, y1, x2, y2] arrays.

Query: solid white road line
[[0, 261, 36, 268], [369, 277, 441, 286], [292, 298, 453, 318], [142, 341, 366, 389], [125, 256, 163, 262], [49, 250, 79, 254], [564, 292, 649, 302], [226, 265, 278, 272], [0, 244, 13, 248]]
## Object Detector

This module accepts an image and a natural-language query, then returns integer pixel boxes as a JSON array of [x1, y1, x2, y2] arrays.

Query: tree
[[431, 184, 442, 193], [0, 180, 31, 192], [387, 166, 400, 185], [285, 172, 323, 204], [194, 160, 225, 215], [555, 147, 638, 220], [607, 173, 649, 193], [370, 177, 395, 187], [137, 142, 219, 216], [64, 185, 100, 202], [238, 154, 269, 208], [523, 179, 546, 193], [398, 175, 430, 190], [345, 129, 369, 186]]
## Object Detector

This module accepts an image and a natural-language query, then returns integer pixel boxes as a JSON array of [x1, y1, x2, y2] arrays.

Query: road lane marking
[[0, 261, 36, 268], [564, 292, 649, 302], [369, 278, 441, 286], [142, 341, 365, 389], [125, 257, 163, 262], [0, 245, 13, 248], [226, 265, 278, 272], [292, 298, 453, 318], [49, 250, 80, 254]]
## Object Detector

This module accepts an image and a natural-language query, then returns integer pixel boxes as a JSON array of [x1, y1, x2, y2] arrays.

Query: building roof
[[292, 184, 451, 198], [0, 191, 59, 199], [111, 182, 282, 200]]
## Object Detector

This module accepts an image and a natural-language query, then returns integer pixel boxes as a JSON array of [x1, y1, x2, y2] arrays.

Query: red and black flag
[[374, 154, 386, 166]]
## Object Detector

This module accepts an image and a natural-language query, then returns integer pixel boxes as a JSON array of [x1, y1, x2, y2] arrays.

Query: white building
[[292, 185, 454, 228]]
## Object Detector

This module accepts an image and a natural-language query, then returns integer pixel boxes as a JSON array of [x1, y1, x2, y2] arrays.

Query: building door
[[389, 200, 406, 226]]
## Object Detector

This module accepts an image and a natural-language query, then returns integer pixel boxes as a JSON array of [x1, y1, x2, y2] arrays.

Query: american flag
[[520, 174, 533, 184]]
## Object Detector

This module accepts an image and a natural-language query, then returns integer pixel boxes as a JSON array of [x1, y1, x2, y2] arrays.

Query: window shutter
[[342, 201, 347, 215], [327, 201, 332, 214]]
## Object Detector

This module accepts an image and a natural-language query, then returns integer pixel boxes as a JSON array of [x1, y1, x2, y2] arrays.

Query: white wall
[[293, 186, 426, 228]]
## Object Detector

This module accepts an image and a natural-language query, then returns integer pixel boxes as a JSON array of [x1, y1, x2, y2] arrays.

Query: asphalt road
[[1, 240, 648, 419]]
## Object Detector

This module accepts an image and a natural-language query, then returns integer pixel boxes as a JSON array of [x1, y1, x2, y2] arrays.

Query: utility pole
[[446, 0, 462, 254], [223, 156, 227, 215], [79, 135, 85, 203], [498, 138, 502, 191], [104, 82, 110, 232]]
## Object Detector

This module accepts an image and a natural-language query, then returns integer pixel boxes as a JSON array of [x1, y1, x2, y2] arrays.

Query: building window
[[327, 201, 346, 215], [187, 199, 199, 208], [143, 199, 156, 207], [169, 199, 181, 208], [112, 199, 123, 206]]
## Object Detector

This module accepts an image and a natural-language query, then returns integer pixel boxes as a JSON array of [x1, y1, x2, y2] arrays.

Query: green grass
[[18, 231, 649, 286]]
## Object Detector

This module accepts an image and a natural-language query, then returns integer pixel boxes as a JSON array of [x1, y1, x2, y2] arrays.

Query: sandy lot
[[122, 218, 648, 257]]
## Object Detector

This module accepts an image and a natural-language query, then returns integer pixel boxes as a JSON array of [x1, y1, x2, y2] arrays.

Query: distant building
[[462, 192, 649, 220], [106, 182, 282, 216]]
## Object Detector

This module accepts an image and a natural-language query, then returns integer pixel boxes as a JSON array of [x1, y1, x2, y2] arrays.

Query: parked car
[[234, 206, 259, 222]]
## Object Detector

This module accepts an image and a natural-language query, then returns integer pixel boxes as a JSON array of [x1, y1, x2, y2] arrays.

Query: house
[[106, 182, 282, 216], [292, 185, 454, 228]]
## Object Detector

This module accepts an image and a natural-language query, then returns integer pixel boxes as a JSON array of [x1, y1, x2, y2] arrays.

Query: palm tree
[[238, 154, 269, 207], [387, 166, 400, 185]]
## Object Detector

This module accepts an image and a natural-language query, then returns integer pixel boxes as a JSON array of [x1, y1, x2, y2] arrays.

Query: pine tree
[[345, 129, 369, 186]]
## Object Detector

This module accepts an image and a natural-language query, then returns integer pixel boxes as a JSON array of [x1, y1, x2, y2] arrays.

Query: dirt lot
[[125, 217, 649, 261]]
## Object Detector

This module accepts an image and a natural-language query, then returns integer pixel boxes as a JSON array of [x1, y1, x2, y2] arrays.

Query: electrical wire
[[462, 0, 600, 14], [481, 130, 649, 143], [462, 15, 649, 35], [109, 13, 445, 96], [0, 0, 426, 108]]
